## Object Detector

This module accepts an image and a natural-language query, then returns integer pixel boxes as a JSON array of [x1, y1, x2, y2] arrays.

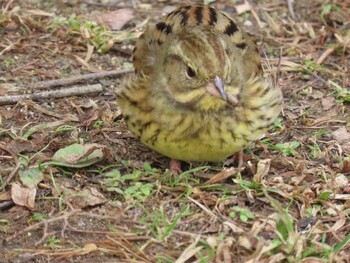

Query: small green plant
[[320, 4, 341, 25], [263, 140, 300, 156], [303, 60, 324, 73], [123, 182, 154, 201], [302, 232, 350, 259], [0, 219, 10, 234], [48, 14, 124, 53], [275, 141, 300, 156], [235, 173, 262, 191], [311, 129, 328, 137], [272, 117, 284, 130], [46, 236, 62, 249], [0, 175, 5, 190], [329, 81, 350, 103], [32, 213, 49, 221], [54, 125, 77, 134], [3, 58, 14, 68], [92, 120, 104, 128], [103, 162, 158, 201], [318, 191, 331, 201], [229, 206, 255, 222], [140, 204, 191, 242], [300, 87, 312, 95], [156, 256, 173, 263], [163, 165, 208, 188], [196, 238, 220, 262], [264, 194, 299, 260], [306, 143, 322, 159]]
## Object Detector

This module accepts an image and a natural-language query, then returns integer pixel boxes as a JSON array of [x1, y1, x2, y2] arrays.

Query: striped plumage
[[117, 5, 282, 162]]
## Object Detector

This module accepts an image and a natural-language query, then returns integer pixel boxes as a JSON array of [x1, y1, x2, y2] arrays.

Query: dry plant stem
[[106, 236, 150, 261], [0, 84, 103, 105], [317, 47, 336, 65], [5, 209, 127, 245], [287, 0, 296, 20], [0, 145, 20, 191], [10, 59, 39, 73], [33, 69, 134, 90]]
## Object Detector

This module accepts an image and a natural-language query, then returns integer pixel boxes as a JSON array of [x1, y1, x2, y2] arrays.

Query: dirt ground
[[0, 0, 349, 262]]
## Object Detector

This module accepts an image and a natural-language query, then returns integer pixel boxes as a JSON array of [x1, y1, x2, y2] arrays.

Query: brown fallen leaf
[[331, 127, 350, 145], [4, 138, 38, 156], [68, 187, 107, 209], [321, 96, 336, 110], [99, 9, 134, 30], [11, 182, 36, 210], [0, 191, 11, 201], [204, 167, 243, 185], [235, 1, 252, 15], [328, 174, 349, 189], [253, 159, 271, 183]]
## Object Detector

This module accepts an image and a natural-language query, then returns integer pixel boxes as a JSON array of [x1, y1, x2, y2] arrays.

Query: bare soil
[[0, 0, 349, 262]]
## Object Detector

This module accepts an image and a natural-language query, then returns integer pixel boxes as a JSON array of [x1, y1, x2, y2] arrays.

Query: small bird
[[117, 5, 282, 166]]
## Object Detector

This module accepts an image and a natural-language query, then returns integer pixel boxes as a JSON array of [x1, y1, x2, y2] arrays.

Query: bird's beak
[[205, 76, 227, 101], [214, 76, 227, 101]]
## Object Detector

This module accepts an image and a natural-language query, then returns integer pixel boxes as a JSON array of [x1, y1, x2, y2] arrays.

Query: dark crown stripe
[[224, 20, 239, 36], [180, 11, 189, 26], [208, 7, 218, 25], [195, 5, 203, 24], [156, 22, 173, 35]]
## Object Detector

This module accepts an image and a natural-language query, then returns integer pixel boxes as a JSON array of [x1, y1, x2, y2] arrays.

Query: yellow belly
[[137, 116, 258, 162], [143, 136, 244, 161]]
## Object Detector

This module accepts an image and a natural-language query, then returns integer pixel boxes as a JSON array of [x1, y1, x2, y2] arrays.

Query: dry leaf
[[321, 96, 336, 110], [332, 127, 350, 145], [99, 9, 134, 30], [204, 167, 243, 185], [11, 182, 36, 210], [311, 90, 324, 99], [253, 159, 271, 183], [235, 1, 252, 15], [82, 243, 98, 254], [328, 174, 349, 189], [68, 187, 107, 208], [175, 236, 202, 263]]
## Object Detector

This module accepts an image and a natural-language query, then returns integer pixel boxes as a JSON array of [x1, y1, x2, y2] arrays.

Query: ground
[[0, 0, 349, 262]]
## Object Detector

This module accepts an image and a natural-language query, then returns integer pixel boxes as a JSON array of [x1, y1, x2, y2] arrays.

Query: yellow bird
[[117, 5, 282, 167]]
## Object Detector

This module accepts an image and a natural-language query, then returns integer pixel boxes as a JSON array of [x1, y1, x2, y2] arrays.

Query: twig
[[0, 84, 103, 105], [5, 208, 125, 245], [287, 0, 296, 21], [0, 145, 20, 191], [187, 196, 217, 219], [10, 59, 39, 73], [20, 100, 79, 122], [0, 38, 17, 56], [33, 69, 133, 90], [317, 47, 336, 65], [6, 209, 80, 244]]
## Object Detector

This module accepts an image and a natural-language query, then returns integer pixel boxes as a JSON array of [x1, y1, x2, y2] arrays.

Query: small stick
[[33, 68, 133, 90], [317, 47, 335, 65], [287, 0, 296, 21], [10, 59, 39, 73], [0, 84, 103, 105]]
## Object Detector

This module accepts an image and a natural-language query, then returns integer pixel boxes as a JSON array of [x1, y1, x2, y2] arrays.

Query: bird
[[116, 4, 283, 168]]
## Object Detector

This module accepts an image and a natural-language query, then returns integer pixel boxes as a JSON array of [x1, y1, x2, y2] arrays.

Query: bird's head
[[154, 26, 245, 112]]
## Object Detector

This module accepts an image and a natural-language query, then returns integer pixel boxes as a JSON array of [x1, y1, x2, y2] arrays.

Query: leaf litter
[[0, 0, 349, 262]]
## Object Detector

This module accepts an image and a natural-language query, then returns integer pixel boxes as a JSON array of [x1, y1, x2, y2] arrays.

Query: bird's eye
[[185, 67, 196, 79]]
